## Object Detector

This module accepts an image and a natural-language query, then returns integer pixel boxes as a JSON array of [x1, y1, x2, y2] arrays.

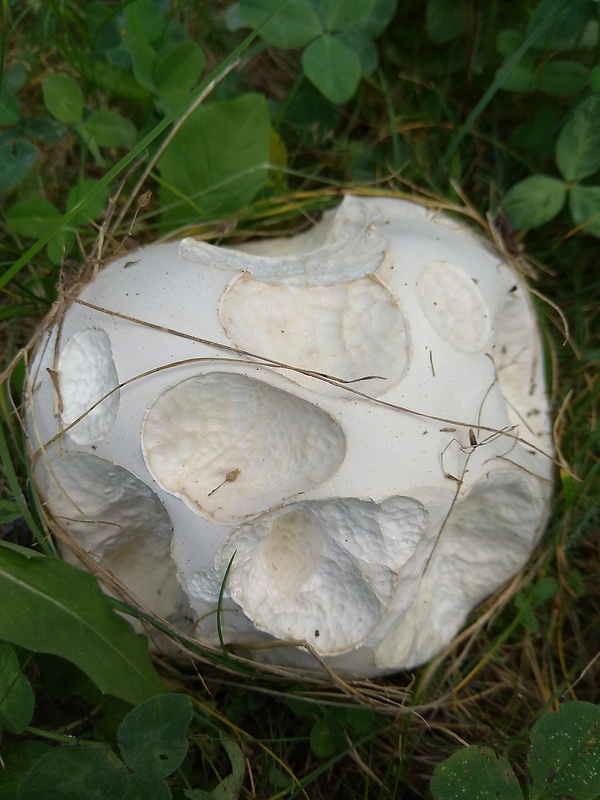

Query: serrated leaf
[[154, 41, 205, 95], [118, 694, 192, 781], [157, 93, 270, 229], [430, 746, 524, 800], [0, 140, 38, 191], [302, 35, 362, 104], [570, 183, 600, 237], [85, 110, 137, 148], [0, 542, 166, 705], [502, 174, 567, 229], [529, 702, 600, 800], [6, 197, 61, 239], [538, 59, 589, 96], [0, 643, 34, 734], [19, 743, 129, 800], [42, 74, 83, 124], [238, 0, 323, 48], [556, 96, 600, 181]]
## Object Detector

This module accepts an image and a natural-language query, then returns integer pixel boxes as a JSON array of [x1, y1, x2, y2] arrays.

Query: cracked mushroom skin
[[26, 195, 554, 676]]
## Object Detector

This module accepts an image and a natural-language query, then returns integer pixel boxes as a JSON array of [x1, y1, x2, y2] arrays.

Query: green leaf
[[430, 746, 524, 800], [591, 64, 600, 95], [357, 0, 398, 38], [123, 0, 165, 43], [126, 36, 158, 92], [118, 694, 192, 781], [301, 34, 362, 103], [570, 183, 600, 236], [320, 0, 380, 31], [123, 774, 171, 800], [158, 93, 270, 229], [426, 0, 468, 43], [185, 736, 245, 800], [238, 0, 323, 48], [0, 85, 20, 126], [85, 110, 138, 148], [0, 643, 34, 734], [6, 198, 61, 239], [19, 744, 129, 800], [0, 542, 167, 705], [556, 96, 600, 181], [527, 0, 597, 49], [502, 174, 567, 229], [154, 41, 205, 95], [0, 140, 38, 192], [67, 179, 110, 225], [529, 702, 600, 800], [42, 74, 83, 124], [0, 500, 21, 524], [309, 717, 345, 758], [0, 741, 51, 798], [337, 31, 378, 75], [538, 59, 589, 96]]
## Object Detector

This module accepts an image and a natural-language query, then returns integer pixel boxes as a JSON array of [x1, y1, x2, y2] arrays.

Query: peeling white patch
[[214, 496, 428, 654], [141, 372, 346, 522], [218, 274, 409, 396], [58, 328, 120, 444], [178, 195, 388, 286], [416, 262, 491, 353]]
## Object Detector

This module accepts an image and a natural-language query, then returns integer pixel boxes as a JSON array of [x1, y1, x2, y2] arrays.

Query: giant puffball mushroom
[[26, 195, 554, 676]]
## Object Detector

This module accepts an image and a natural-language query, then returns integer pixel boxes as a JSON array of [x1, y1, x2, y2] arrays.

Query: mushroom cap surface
[[26, 195, 554, 676]]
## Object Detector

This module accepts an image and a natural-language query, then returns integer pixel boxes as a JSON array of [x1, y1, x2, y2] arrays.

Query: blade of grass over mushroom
[[0, 541, 167, 704], [0, 2, 288, 291]]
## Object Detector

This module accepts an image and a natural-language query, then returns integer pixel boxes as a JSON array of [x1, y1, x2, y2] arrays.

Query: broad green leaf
[[320, 0, 379, 31], [185, 736, 245, 800], [570, 183, 600, 237], [126, 36, 158, 92], [124, 773, 171, 800], [0, 741, 51, 798], [118, 694, 192, 781], [0, 140, 38, 191], [85, 110, 138, 148], [430, 746, 523, 800], [337, 31, 378, 75], [0, 542, 166, 705], [46, 229, 75, 266], [527, 0, 597, 49], [0, 85, 20, 126], [529, 702, 600, 800], [6, 197, 61, 239], [502, 174, 567, 229], [123, 0, 165, 43], [42, 74, 83, 124], [238, 0, 323, 48], [538, 59, 589, 96], [302, 35, 362, 104], [309, 717, 345, 757], [154, 41, 205, 94], [67, 179, 110, 225], [0, 643, 34, 734], [19, 744, 129, 800], [158, 93, 270, 229], [0, 500, 21, 524], [556, 96, 600, 181], [358, 0, 398, 38], [426, 0, 468, 43]]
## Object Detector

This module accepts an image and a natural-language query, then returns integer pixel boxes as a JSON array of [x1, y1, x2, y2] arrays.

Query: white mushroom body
[[26, 196, 554, 675]]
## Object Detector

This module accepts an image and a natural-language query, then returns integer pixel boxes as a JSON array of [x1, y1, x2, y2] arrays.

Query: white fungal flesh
[[26, 195, 554, 675], [58, 328, 120, 444], [218, 274, 409, 396], [34, 452, 181, 620], [215, 496, 429, 654], [141, 372, 346, 522], [416, 261, 491, 353]]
